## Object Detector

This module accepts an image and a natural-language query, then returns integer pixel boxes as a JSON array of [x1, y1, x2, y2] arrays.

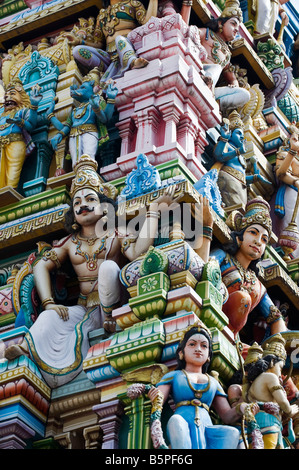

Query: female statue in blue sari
[[148, 324, 258, 449]]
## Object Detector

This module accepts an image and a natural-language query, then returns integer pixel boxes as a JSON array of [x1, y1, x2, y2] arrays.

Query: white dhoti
[[203, 64, 250, 115], [69, 132, 99, 168], [25, 304, 101, 388]]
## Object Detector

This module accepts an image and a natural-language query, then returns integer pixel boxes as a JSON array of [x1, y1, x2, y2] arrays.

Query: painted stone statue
[[48, 71, 118, 168], [243, 335, 299, 449], [0, 79, 43, 189], [250, 0, 289, 38], [274, 123, 299, 259], [198, 0, 250, 115], [211, 197, 287, 342], [4, 155, 177, 387], [61, 0, 158, 83], [146, 324, 259, 449], [213, 111, 271, 209]]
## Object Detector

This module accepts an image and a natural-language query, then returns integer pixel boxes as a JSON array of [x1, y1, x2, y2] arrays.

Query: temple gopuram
[[0, 0, 299, 452]]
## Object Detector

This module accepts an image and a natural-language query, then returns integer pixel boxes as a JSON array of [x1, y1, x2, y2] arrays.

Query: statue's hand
[[45, 303, 69, 321], [290, 133, 299, 154], [6, 116, 24, 127], [61, 32, 82, 46], [29, 84, 43, 106], [89, 93, 101, 110], [192, 194, 213, 228], [219, 123, 231, 140], [147, 387, 159, 403], [105, 81, 118, 100], [50, 133, 63, 150], [45, 99, 56, 117]]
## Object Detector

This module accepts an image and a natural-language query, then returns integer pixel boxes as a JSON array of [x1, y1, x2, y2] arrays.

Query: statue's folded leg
[[98, 260, 121, 334]]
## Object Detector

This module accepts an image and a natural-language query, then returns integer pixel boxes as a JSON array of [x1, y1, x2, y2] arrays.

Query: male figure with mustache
[[4, 155, 179, 388], [0, 79, 42, 189]]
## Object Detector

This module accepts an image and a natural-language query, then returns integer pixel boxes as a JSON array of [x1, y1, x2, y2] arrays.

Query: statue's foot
[[5, 343, 29, 361], [202, 75, 213, 91], [131, 57, 149, 70], [103, 316, 116, 336]]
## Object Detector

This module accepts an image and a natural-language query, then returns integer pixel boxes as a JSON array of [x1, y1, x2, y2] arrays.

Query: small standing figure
[[250, 0, 289, 38], [198, 0, 250, 115], [214, 111, 271, 209], [211, 197, 287, 341], [274, 123, 299, 259], [243, 334, 299, 449], [148, 324, 258, 449], [0, 79, 43, 189], [48, 71, 118, 168]]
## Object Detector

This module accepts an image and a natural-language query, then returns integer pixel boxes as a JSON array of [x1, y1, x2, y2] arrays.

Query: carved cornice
[[0, 0, 99, 49]]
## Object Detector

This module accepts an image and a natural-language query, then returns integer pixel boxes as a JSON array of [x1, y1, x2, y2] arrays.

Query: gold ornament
[[70, 155, 117, 200], [220, 0, 243, 23], [262, 334, 287, 362], [226, 196, 272, 236], [244, 342, 263, 366]]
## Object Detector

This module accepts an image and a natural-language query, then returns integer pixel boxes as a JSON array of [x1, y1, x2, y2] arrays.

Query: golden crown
[[244, 342, 263, 366], [70, 155, 117, 200], [262, 334, 287, 362], [220, 0, 243, 22], [226, 196, 272, 235]]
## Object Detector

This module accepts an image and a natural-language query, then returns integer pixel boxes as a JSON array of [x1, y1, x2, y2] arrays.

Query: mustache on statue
[[76, 206, 95, 215]]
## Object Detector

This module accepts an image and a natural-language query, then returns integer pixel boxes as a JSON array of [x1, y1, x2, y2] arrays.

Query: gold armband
[[42, 249, 62, 269], [269, 384, 284, 394]]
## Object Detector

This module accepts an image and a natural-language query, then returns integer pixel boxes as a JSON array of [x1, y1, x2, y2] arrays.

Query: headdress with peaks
[[262, 334, 287, 362], [70, 155, 117, 200], [219, 0, 243, 23], [226, 196, 272, 235], [223, 110, 245, 132], [244, 342, 263, 366]]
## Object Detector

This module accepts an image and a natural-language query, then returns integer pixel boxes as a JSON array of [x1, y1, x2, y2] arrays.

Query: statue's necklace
[[74, 102, 90, 119], [230, 255, 257, 285], [182, 369, 210, 399], [72, 234, 107, 271]]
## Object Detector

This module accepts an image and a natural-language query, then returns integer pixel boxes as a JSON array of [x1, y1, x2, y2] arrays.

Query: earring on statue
[[72, 222, 80, 231], [103, 209, 108, 215], [218, 24, 223, 33], [179, 351, 184, 360]]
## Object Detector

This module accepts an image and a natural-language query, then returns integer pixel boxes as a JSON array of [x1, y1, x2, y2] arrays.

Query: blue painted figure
[[213, 111, 271, 209], [148, 325, 257, 449], [47, 73, 118, 168]]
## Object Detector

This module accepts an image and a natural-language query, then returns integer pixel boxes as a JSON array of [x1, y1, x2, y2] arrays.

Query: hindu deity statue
[[4, 155, 177, 387], [147, 324, 259, 449], [198, 0, 250, 115], [0, 79, 43, 190], [243, 335, 299, 449], [47, 70, 118, 168], [60, 0, 158, 83], [210, 197, 287, 342], [274, 123, 299, 259], [213, 110, 271, 209]]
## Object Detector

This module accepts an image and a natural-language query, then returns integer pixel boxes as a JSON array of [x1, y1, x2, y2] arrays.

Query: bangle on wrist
[[47, 113, 55, 120], [41, 297, 55, 308], [107, 98, 115, 104], [30, 104, 38, 110], [202, 225, 213, 240], [288, 148, 298, 156]]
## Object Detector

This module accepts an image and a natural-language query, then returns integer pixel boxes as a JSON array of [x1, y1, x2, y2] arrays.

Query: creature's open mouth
[[5, 100, 17, 108]]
